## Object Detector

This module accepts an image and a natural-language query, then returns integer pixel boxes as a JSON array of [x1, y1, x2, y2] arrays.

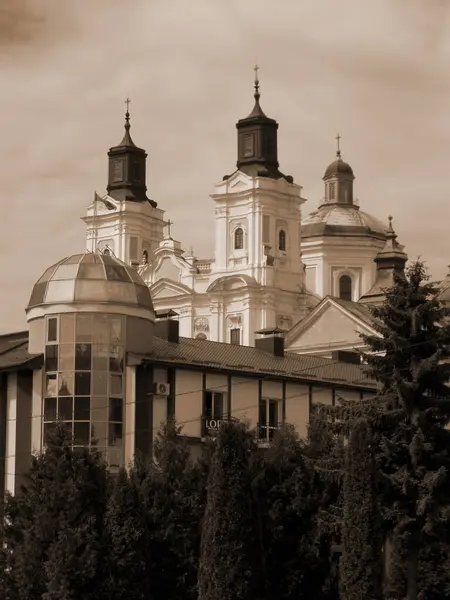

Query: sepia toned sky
[[2, 0, 450, 333]]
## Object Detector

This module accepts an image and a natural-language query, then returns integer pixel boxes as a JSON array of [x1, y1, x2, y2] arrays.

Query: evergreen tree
[[102, 468, 149, 600], [339, 419, 383, 600], [198, 420, 259, 600], [136, 421, 206, 600], [253, 425, 322, 600], [2, 423, 109, 600], [359, 261, 450, 600]]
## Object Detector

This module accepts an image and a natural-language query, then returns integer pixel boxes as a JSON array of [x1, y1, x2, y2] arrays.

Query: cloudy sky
[[1, 0, 450, 332]]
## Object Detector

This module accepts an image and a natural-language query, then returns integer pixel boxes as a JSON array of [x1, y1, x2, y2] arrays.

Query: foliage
[[339, 419, 383, 600], [198, 420, 259, 600], [2, 422, 109, 600]]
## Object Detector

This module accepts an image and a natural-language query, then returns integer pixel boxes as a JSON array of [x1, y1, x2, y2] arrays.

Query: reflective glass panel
[[127, 267, 146, 285], [58, 397, 73, 421], [45, 374, 57, 397], [105, 265, 130, 282], [44, 397, 57, 421], [44, 422, 57, 444], [45, 345, 58, 372], [74, 422, 90, 446], [91, 396, 107, 422], [108, 422, 123, 446], [51, 263, 80, 281], [78, 264, 105, 280], [60, 314, 75, 343], [63, 254, 83, 265], [109, 397, 123, 422], [74, 397, 90, 421], [91, 421, 107, 448], [93, 345, 108, 370], [110, 375, 122, 397], [47, 318, 58, 342], [101, 254, 120, 266], [109, 317, 122, 344], [75, 372, 91, 396], [92, 372, 108, 396], [59, 344, 75, 371], [37, 264, 60, 284], [93, 315, 109, 345], [74, 280, 112, 303], [109, 345, 123, 372], [28, 282, 47, 307], [58, 373, 74, 396], [76, 315, 93, 342], [75, 344, 92, 370], [104, 281, 136, 303], [134, 284, 153, 309], [45, 279, 76, 303]]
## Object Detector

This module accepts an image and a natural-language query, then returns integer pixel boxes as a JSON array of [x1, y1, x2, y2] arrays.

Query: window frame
[[234, 227, 244, 250]]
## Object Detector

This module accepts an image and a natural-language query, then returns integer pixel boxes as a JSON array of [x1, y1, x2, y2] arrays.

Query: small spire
[[336, 133, 341, 158], [124, 97, 131, 130], [118, 96, 135, 147], [254, 63, 260, 102]]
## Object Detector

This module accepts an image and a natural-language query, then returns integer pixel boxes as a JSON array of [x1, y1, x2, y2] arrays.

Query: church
[[83, 70, 411, 355]]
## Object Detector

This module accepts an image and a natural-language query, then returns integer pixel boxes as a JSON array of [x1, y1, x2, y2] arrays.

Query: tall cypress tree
[[359, 261, 450, 600], [339, 419, 382, 600], [198, 420, 259, 600], [2, 423, 109, 600]]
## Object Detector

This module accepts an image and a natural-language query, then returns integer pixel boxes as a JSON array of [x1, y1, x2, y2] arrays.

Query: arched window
[[278, 229, 286, 251], [339, 274, 352, 301], [234, 227, 244, 250]]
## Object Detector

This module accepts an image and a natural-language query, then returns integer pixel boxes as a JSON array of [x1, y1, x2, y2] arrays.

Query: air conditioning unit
[[154, 381, 171, 396]]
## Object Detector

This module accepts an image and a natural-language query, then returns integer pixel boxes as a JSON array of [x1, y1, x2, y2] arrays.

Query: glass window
[[47, 318, 58, 342], [77, 264, 105, 280], [58, 397, 73, 421], [105, 265, 130, 282], [28, 281, 48, 307], [45, 280, 76, 304], [129, 237, 139, 261], [44, 397, 57, 421], [37, 264, 59, 284], [108, 422, 123, 446], [110, 375, 122, 396], [109, 397, 123, 422], [243, 134, 254, 157], [51, 263, 80, 281], [63, 254, 83, 265], [109, 345, 123, 372], [109, 318, 122, 345], [59, 344, 74, 371], [135, 284, 153, 309], [45, 345, 58, 372], [76, 315, 93, 343], [45, 374, 57, 397], [43, 422, 57, 445], [75, 344, 92, 371], [93, 345, 109, 370], [75, 372, 91, 396], [93, 372, 108, 396], [203, 391, 224, 420], [127, 267, 146, 284], [278, 230, 286, 252], [91, 397, 107, 423], [91, 420, 108, 448], [339, 275, 352, 301], [74, 422, 90, 446], [58, 373, 74, 396], [74, 397, 91, 421], [230, 328, 241, 346], [93, 315, 110, 345], [60, 314, 75, 343], [234, 228, 244, 250]]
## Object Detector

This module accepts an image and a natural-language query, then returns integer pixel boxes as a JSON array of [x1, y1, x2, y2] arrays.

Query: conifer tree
[[2, 423, 109, 600], [359, 261, 450, 600], [339, 419, 383, 600], [198, 420, 259, 600]]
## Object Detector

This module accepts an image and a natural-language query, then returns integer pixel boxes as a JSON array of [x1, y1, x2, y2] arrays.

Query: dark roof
[[324, 157, 354, 179], [138, 336, 377, 390], [0, 331, 377, 390]]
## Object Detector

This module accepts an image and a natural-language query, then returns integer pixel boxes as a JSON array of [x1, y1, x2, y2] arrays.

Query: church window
[[339, 275, 352, 301], [330, 182, 336, 201], [243, 134, 254, 157], [278, 229, 286, 252], [112, 160, 123, 182], [129, 236, 138, 262], [234, 227, 244, 250], [230, 328, 241, 345]]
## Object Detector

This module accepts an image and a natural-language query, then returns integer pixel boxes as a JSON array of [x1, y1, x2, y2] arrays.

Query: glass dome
[[27, 252, 154, 311]]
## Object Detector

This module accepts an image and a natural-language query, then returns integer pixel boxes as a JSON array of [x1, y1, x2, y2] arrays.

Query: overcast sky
[[1, 0, 450, 333]]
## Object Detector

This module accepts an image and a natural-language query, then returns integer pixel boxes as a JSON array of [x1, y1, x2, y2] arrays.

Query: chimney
[[154, 310, 179, 343], [255, 327, 285, 357]]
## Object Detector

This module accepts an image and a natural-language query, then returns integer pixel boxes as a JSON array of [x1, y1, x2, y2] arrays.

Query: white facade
[[83, 170, 317, 346]]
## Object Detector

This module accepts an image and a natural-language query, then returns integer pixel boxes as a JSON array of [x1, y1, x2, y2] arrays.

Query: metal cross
[[167, 219, 173, 237], [336, 133, 341, 156], [125, 97, 131, 112], [254, 63, 259, 81]]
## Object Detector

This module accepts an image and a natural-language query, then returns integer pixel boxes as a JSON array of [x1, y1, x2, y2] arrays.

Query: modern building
[[0, 251, 377, 497]]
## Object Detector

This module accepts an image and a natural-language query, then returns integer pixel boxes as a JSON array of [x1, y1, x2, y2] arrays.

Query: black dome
[[323, 157, 354, 179]]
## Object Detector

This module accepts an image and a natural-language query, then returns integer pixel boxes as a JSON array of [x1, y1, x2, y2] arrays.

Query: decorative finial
[[388, 215, 394, 232], [124, 97, 131, 129], [336, 133, 341, 158], [254, 63, 260, 102]]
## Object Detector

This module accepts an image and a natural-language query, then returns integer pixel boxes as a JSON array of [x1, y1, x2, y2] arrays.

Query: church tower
[[83, 101, 165, 266], [208, 68, 312, 344]]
